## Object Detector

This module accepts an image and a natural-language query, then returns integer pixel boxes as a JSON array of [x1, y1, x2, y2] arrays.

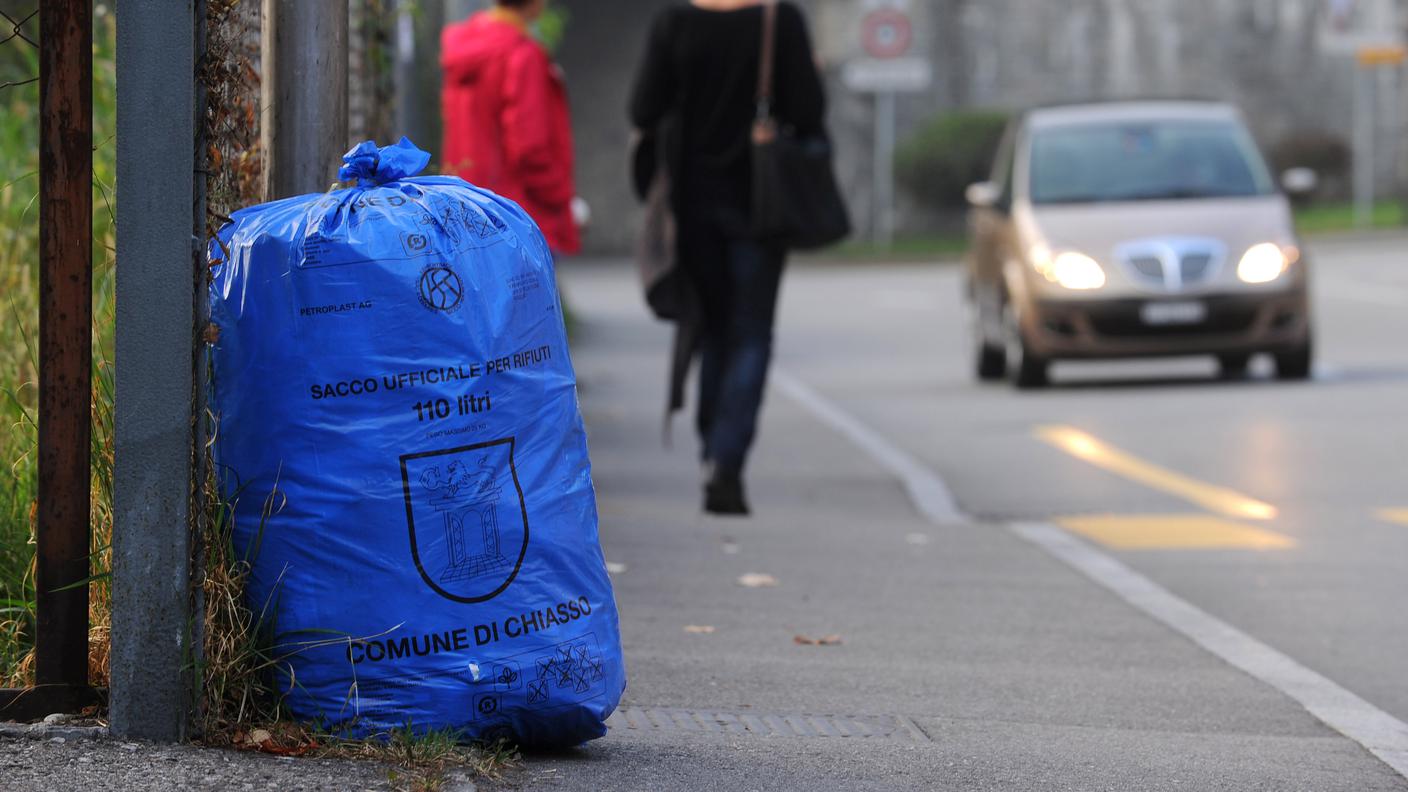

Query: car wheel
[[1217, 353, 1251, 380], [1274, 340, 1313, 381], [1004, 302, 1048, 389]]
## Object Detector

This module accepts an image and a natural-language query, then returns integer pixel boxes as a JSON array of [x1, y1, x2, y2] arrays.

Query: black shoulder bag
[[632, 127, 689, 322], [751, 1, 851, 249]]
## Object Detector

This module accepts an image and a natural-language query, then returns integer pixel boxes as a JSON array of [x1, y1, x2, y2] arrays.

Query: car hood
[[1019, 196, 1296, 262]]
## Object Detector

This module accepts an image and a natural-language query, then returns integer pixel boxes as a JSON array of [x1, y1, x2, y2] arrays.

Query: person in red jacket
[[441, 0, 581, 255]]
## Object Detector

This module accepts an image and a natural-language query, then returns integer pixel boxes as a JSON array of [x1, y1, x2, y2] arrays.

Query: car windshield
[[1028, 118, 1275, 205]]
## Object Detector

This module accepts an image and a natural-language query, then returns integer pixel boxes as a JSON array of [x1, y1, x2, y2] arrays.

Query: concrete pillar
[[261, 0, 349, 199], [111, 0, 200, 742]]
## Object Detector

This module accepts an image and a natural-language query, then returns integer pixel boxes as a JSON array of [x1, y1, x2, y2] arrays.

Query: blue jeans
[[693, 237, 786, 473]]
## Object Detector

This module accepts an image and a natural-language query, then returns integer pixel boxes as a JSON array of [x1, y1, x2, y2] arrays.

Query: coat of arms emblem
[[400, 438, 529, 602]]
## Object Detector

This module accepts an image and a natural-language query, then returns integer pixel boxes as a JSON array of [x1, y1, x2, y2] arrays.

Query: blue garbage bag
[[207, 137, 624, 746]]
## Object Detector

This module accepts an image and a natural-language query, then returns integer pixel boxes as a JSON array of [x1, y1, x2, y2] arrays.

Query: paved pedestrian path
[[514, 264, 1408, 791]]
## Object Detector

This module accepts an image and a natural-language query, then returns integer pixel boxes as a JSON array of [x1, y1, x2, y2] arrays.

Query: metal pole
[[413, 0, 448, 158], [261, 0, 350, 200], [1354, 63, 1375, 228], [394, 0, 416, 139], [37, 0, 93, 692], [1381, 62, 1400, 218], [874, 90, 897, 248]]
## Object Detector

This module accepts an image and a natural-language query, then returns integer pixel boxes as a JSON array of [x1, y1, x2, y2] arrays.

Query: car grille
[[1180, 253, 1212, 282], [1130, 256, 1164, 280], [1118, 240, 1224, 289]]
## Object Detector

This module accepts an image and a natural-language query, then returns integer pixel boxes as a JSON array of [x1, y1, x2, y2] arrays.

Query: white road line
[[771, 369, 963, 524], [775, 369, 1408, 780], [1013, 521, 1408, 778]]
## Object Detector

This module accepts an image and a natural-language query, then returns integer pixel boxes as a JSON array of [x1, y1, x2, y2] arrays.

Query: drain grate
[[606, 707, 928, 741]]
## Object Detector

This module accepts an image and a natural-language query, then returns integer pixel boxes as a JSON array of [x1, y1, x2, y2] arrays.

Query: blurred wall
[[555, 0, 1408, 253], [555, 0, 832, 254], [554, 0, 658, 255]]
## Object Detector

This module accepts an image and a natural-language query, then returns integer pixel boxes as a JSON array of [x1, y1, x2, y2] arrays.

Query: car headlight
[[1031, 245, 1106, 290], [1237, 243, 1298, 284]]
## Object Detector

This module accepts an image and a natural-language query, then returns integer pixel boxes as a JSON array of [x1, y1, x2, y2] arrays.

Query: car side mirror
[[1281, 167, 1318, 197], [966, 182, 1000, 209]]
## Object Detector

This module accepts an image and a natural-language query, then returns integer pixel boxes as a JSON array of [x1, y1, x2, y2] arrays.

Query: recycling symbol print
[[525, 638, 607, 708], [417, 264, 464, 313]]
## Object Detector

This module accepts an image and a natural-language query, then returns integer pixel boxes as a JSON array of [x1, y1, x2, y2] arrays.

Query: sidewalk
[[518, 263, 1408, 791]]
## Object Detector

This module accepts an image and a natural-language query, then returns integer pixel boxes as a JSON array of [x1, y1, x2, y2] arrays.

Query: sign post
[[843, 0, 930, 248], [1320, 0, 1405, 228]]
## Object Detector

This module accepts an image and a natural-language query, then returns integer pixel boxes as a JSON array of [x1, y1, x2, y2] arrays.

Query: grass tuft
[[195, 479, 292, 735], [322, 727, 520, 792]]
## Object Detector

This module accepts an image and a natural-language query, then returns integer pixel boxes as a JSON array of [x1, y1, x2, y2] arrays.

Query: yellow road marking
[[1035, 425, 1278, 521], [1058, 514, 1296, 550], [1376, 509, 1408, 526]]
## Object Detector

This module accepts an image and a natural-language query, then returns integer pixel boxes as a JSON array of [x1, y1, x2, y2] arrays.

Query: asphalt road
[[516, 232, 1408, 791], [773, 232, 1408, 729]]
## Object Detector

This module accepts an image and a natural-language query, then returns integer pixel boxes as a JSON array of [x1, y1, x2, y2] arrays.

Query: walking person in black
[[629, 0, 826, 516]]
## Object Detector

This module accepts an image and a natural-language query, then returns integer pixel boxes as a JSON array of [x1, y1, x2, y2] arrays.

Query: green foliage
[[535, 6, 571, 54], [1, 6, 118, 687], [0, 6, 44, 687], [1293, 200, 1406, 234], [894, 110, 1011, 209]]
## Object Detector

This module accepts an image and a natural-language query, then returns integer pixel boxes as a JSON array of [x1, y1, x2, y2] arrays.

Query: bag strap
[[754, 0, 778, 121]]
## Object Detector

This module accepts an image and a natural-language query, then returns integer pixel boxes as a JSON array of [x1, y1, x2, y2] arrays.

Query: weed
[[195, 479, 290, 735], [321, 727, 520, 792]]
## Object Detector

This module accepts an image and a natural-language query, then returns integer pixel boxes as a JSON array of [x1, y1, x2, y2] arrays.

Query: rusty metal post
[[37, 0, 93, 691]]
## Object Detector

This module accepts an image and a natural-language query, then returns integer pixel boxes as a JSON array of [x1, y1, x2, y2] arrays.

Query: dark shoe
[[704, 469, 750, 516]]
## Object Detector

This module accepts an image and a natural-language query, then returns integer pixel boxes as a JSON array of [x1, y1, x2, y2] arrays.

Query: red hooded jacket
[[441, 12, 580, 254]]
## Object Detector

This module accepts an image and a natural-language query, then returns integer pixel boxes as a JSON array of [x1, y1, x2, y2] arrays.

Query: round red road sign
[[862, 9, 913, 59]]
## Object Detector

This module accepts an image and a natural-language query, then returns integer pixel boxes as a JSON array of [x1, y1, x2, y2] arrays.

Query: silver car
[[965, 101, 1314, 388]]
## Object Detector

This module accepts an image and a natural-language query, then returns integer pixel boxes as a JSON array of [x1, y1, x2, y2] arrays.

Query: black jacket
[[629, 1, 825, 239]]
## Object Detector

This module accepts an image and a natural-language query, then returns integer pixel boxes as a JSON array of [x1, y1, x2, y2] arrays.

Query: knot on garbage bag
[[339, 136, 432, 186]]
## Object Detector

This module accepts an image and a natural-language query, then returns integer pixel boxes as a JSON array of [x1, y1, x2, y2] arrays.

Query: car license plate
[[1140, 301, 1207, 325]]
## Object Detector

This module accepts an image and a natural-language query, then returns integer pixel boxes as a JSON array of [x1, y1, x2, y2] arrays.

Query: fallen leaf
[[235, 727, 319, 756], [256, 738, 318, 757], [683, 625, 716, 634], [737, 573, 778, 588], [793, 634, 843, 646]]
